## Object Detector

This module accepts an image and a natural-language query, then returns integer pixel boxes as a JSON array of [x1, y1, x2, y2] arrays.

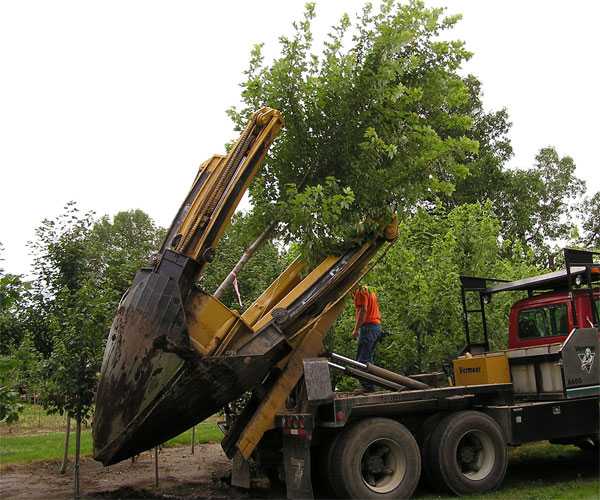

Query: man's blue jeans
[[356, 323, 381, 390]]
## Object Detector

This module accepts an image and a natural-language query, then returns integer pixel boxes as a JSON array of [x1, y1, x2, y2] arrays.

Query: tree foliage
[[229, 0, 480, 259], [498, 147, 585, 260], [579, 191, 600, 249], [26, 203, 102, 420], [327, 203, 538, 383], [87, 209, 165, 336], [12, 332, 42, 396], [0, 243, 29, 354], [201, 213, 289, 311], [24, 203, 165, 421]]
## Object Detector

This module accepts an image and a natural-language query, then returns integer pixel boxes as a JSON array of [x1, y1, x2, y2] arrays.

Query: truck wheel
[[426, 410, 507, 495], [312, 433, 343, 498], [418, 412, 444, 487], [330, 418, 421, 499]]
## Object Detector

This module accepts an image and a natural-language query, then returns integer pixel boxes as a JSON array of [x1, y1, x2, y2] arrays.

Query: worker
[[352, 284, 382, 391]]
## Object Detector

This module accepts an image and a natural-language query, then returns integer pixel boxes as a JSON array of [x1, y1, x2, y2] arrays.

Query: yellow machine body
[[93, 106, 400, 466], [453, 352, 510, 386]]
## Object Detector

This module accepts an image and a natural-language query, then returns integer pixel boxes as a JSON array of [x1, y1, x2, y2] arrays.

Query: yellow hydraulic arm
[[92, 106, 398, 469]]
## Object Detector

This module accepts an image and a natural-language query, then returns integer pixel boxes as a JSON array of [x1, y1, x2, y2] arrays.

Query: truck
[[92, 108, 599, 499]]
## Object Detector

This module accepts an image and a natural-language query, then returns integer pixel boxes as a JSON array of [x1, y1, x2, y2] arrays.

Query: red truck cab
[[508, 288, 600, 349], [460, 248, 600, 354]]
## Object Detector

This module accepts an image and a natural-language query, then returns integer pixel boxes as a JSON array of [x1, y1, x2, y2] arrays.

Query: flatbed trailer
[[227, 317, 599, 499], [250, 361, 598, 499]]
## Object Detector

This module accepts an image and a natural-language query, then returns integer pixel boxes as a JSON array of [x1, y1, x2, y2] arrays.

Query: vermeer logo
[[459, 366, 481, 375], [577, 346, 595, 374]]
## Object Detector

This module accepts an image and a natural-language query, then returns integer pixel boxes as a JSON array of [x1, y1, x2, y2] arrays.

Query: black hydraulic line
[[366, 363, 429, 390], [329, 352, 429, 390], [327, 362, 406, 392]]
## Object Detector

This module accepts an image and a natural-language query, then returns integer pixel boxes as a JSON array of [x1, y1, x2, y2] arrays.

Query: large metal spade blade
[[92, 251, 289, 465]]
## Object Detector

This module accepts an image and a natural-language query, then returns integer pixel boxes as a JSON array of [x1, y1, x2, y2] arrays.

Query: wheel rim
[[455, 429, 495, 481], [360, 438, 407, 493]]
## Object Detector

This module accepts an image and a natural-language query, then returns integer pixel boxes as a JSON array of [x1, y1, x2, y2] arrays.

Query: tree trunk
[[213, 223, 275, 300], [191, 425, 196, 455], [154, 447, 159, 487], [59, 414, 71, 474], [74, 417, 81, 499], [35, 395, 41, 426]]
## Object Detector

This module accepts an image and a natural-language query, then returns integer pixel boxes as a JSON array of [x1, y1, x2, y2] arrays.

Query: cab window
[[518, 304, 568, 339]]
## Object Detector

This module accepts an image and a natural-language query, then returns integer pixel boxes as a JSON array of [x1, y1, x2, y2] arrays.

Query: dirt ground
[[2, 441, 598, 499], [0, 444, 278, 500]]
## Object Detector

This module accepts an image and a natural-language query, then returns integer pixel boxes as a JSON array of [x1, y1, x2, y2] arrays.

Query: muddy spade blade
[[92, 252, 289, 465]]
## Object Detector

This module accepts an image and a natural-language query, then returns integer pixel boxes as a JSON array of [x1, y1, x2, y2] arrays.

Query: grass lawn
[[0, 404, 223, 465], [418, 442, 599, 499], [1, 406, 598, 498], [0, 402, 69, 435]]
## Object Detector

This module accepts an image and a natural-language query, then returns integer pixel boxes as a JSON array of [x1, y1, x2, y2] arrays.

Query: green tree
[[202, 213, 288, 310], [443, 75, 513, 209], [442, 80, 586, 262], [12, 332, 42, 399], [497, 147, 585, 261], [0, 385, 22, 424], [27, 203, 164, 492], [0, 243, 28, 354], [228, 0, 479, 261], [0, 353, 23, 424], [28, 203, 101, 492], [88, 209, 166, 330], [578, 191, 600, 249], [327, 202, 538, 384]]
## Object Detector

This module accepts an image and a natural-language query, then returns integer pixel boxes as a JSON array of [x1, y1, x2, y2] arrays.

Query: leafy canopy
[[0, 243, 29, 354], [229, 0, 479, 258], [26, 203, 164, 421], [327, 202, 539, 380]]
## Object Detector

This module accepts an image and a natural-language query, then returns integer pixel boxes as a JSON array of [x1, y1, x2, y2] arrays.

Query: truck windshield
[[518, 304, 568, 339]]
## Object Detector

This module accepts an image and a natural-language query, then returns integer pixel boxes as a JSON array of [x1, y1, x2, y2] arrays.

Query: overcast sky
[[1, 1, 598, 276]]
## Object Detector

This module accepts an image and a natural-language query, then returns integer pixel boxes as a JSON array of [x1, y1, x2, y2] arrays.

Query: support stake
[[154, 447, 159, 487]]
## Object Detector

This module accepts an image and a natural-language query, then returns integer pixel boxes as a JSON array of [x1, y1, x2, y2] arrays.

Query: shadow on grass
[[503, 442, 598, 486], [415, 442, 599, 499]]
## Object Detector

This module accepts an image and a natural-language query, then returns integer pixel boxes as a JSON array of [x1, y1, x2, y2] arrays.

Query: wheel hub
[[456, 430, 495, 480], [360, 438, 407, 494], [459, 445, 477, 466], [365, 455, 385, 474]]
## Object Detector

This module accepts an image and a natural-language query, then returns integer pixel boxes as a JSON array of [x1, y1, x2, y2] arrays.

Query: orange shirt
[[353, 288, 381, 325]]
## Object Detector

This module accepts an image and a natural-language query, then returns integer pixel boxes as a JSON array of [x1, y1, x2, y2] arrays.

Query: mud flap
[[283, 435, 313, 499]]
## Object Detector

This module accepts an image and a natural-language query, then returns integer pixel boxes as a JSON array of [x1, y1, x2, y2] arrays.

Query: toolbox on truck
[[453, 351, 511, 386]]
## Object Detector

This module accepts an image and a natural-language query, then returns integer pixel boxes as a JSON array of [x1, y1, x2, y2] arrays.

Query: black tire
[[313, 432, 343, 498], [418, 412, 444, 488], [264, 465, 283, 487], [426, 410, 507, 495], [330, 418, 421, 499]]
